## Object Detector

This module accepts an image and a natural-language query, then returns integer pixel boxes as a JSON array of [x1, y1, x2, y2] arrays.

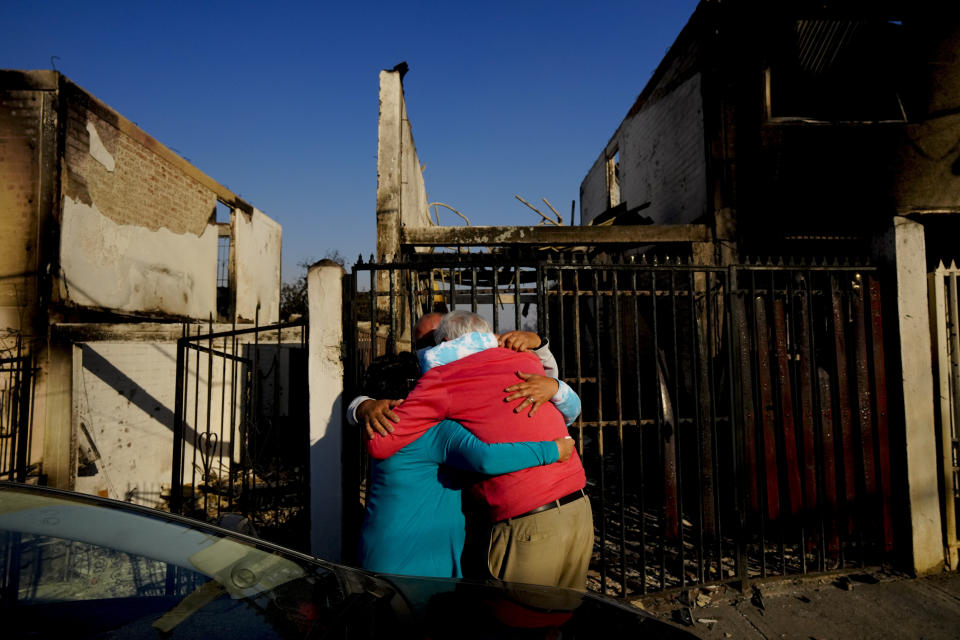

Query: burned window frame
[[764, 18, 908, 124], [215, 200, 235, 320]]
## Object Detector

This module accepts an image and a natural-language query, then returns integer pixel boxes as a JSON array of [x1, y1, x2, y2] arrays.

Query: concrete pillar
[[376, 70, 402, 264], [38, 336, 75, 489], [891, 216, 944, 575], [307, 260, 345, 561]]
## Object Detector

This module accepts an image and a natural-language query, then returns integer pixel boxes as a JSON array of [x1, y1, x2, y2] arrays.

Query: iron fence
[[929, 261, 960, 569], [170, 318, 309, 552], [543, 256, 893, 596], [344, 254, 895, 597], [0, 339, 33, 483]]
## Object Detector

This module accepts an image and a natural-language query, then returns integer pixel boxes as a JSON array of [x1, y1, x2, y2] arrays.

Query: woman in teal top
[[358, 419, 561, 578]]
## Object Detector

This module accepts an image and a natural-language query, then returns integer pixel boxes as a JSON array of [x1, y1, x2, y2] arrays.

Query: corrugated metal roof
[[795, 20, 866, 75]]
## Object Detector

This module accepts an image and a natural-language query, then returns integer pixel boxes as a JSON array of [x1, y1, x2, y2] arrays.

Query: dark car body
[[0, 482, 694, 638]]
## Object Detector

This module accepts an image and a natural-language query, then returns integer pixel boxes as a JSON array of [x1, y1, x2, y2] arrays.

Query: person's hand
[[504, 371, 559, 417], [498, 331, 541, 352], [357, 398, 401, 439], [553, 436, 574, 462]]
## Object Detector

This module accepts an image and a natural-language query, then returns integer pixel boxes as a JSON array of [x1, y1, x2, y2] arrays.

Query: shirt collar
[[418, 331, 499, 372]]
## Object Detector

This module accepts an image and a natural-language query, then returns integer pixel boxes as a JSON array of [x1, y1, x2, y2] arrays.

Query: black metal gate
[[170, 319, 309, 551], [344, 254, 895, 597], [0, 340, 33, 483]]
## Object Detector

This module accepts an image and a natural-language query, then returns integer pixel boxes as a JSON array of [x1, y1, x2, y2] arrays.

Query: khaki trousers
[[487, 495, 593, 591]]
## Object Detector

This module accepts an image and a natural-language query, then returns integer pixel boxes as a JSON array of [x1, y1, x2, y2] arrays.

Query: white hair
[[435, 310, 492, 342]]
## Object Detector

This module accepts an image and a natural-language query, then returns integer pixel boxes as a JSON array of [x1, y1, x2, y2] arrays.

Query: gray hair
[[435, 310, 492, 342]]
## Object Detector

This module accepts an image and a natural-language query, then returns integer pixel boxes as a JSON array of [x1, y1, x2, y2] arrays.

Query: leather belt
[[501, 489, 586, 522]]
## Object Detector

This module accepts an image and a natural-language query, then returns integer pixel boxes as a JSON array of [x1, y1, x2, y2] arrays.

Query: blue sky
[[2, 1, 699, 281]]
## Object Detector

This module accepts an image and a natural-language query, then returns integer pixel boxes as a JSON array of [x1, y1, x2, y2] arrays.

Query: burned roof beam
[[402, 224, 711, 246]]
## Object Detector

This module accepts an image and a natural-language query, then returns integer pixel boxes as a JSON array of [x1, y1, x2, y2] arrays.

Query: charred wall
[[580, 18, 708, 228], [57, 78, 222, 318], [580, 3, 960, 259], [0, 72, 57, 341]]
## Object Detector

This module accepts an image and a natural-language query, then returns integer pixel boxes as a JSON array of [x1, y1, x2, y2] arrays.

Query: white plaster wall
[[73, 340, 240, 507], [580, 153, 609, 225], [60, 195, 218, 317], [235, 206, 282, 324], [73, 341, 180, 504], [581, 73, 707, 227]]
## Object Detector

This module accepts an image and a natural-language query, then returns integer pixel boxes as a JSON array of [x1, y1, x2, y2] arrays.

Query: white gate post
[[890, 216, 944, 574], [307, 260, 345, 561]]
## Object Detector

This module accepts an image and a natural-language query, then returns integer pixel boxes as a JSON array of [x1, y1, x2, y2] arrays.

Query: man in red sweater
[[366, 310, 593, 590]]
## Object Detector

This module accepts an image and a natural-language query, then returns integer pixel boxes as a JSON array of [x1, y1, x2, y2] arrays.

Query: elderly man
[[367, 310, 593, 590]]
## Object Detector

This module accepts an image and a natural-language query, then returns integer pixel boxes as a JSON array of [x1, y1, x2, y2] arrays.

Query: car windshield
[[0, 484, 398, 639]]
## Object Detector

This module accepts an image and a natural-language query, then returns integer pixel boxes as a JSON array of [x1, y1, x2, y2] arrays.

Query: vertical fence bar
[[171, 334, 187, 515], [631, 268, 648, 593], [611, 269, 627, 595], [217, 331, 229, 519], [793, 279, 818, 562], [818, 289, 841, 569], [754, 287, 778, 576], [190, 326, 202, 508], [14, 353, 32, 484], [592, 270, 608, 594], [650, 267, 669, 590], [274, 318, 284, 533], [850, 274, 877, 554], [669, 268, 685, 587], [948, 270, 960, 562], [370, 264, 379, 363], [514, 264, 522, 331], [538, 264, 548, 341], [492, 267, 500, 335], [706, 271, 723, 581], [573, 267, 583, 458], [448, 264, 456, 312], [688, 268, 706, 584], [471, 266, 479, 313], [866, 275, 893, 556], [804, 270, 828, 573], [228, 319, 239, 512], [726, 267, 749, 587], [558, 261, 567, 376], [202, 318, 215, 518], [250, 310, 261, 519], [408, 269, 417, 346], [732, 291, 759, 515], [830, 276, 856, 563], [389, 269, 397, 354]]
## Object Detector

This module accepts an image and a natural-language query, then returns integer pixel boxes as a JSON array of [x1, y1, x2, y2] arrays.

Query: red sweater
[[366, 347, 586, 521]]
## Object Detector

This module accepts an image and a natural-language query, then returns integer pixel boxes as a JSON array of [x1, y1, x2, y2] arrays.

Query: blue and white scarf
[[417, 331, 581, 425]]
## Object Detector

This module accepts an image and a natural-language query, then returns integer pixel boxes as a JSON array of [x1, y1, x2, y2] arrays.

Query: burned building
[[580, 2, 960, 262], [577, 2, 960, 578], [0, 70, 282, 497]]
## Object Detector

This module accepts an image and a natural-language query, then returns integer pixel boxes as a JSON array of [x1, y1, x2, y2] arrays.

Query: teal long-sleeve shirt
[[358, 419, 558, 578]]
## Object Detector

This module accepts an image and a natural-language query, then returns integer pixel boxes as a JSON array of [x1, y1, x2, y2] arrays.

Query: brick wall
[[63, 102, 215, 237], [0, 88, 43, 335]]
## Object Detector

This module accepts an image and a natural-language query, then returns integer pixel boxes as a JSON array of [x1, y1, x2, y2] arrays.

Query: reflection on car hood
[[372, 572, 696, 639], [0, 482, 695, 639]]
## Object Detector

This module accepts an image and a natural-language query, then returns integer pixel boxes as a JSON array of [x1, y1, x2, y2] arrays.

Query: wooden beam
[[402, 224, 711, 246]]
